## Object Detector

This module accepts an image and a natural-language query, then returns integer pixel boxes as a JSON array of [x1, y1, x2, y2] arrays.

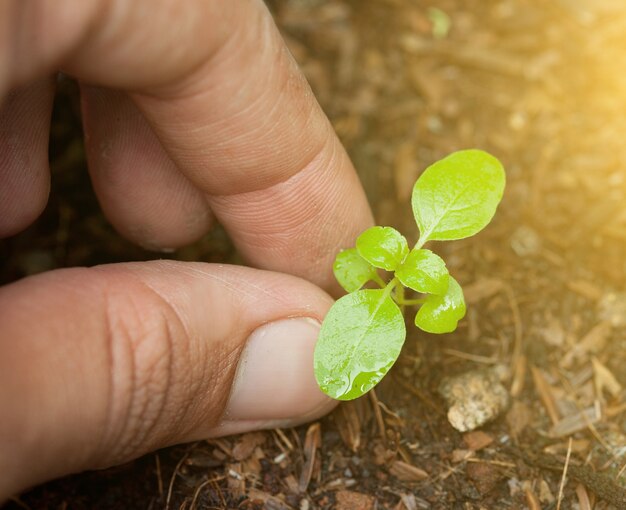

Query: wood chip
[[567, 280, 603, 301], [298, 422, 321, 493], [544, 439, 590, 456], [549, 405, 602, 437], [506, 400, 532, 440], [463, 431, 495, 451], [531, 365, 561, 425], [242, 455, 262, 477], [247, 488, 292, 510], [373, 441, 395, 466], [284, 474, 299, 495], [226, 462, 245, 498], [451, 449, 474, 463], [466, 462, 503, 495], [524, 485, 541, 510], [335, 401, 362, 452], [399, 493, 418, 510], [560, 322, 611, 368], [232, 432, 266, 461], [510, 353, 527, 397], [185, 450, 223, 469], [592, 357, 623, 399], [273, 428, 295, 452], [576, 483, 593, 510], [206, 438, 232, 456], [335, 490, 374, 510], [389, 460, 429, 482], [538, 478, 555, 503], [369, 389, 387, 442]]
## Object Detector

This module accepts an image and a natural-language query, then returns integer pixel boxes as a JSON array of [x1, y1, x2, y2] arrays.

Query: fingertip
[[0, 80, 54, 238], [0, 170, 50, 238], [210, 316, 337, 437], [81, 86, 214, 250]]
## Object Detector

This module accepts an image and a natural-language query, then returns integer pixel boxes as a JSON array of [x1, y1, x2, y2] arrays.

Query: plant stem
[[395, 297, 427, 306], [414, 237, 426, 250], [382, 277, 398, 299], [372, 273, 387, 289], [396, 282, 405, 313]]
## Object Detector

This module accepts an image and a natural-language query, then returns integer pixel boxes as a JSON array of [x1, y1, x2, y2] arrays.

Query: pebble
[[439, 367, 510, 432]]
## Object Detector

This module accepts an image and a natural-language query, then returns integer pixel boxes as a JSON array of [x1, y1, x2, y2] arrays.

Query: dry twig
[[556, 438, 573, 510]]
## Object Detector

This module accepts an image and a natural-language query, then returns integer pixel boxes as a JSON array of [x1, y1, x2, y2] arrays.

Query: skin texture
[[0, 0, 373, 499]]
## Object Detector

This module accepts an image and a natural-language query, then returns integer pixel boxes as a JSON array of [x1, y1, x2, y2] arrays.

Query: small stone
[[439, 368, 510, 432]]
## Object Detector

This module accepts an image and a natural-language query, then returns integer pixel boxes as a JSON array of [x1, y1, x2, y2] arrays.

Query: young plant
[[314, 149, 505, 400]]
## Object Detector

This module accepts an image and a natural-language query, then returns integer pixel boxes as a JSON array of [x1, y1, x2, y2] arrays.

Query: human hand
[[0, 0, 373, 499]]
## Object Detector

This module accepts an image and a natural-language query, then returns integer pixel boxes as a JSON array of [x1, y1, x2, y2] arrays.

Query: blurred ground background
[[3, 0, 626, 508]]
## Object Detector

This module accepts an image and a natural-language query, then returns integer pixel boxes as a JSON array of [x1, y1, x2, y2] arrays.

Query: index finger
[[72, 0, 374, 291]]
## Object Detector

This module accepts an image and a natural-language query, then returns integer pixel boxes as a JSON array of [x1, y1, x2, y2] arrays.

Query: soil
[[3, 0, 626, 508]]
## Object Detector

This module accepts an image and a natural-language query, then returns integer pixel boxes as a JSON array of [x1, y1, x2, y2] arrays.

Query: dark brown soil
[[3, 0, 626, 508]]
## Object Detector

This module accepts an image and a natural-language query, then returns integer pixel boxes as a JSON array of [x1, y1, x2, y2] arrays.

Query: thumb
[[0, 260, 335, 499]]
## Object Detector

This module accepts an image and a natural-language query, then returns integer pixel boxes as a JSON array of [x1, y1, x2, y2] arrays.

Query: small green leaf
[[333, 248, 378, 293], [356, 226, 409, 271], [415, 276, 466, 333], [314, 289, 406, 400], [412, 149, 505, 244], [396, 249, 449, 295]]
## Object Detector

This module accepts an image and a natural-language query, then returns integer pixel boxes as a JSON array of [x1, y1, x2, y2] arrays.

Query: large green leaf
[[356, 226, 409, 271], [314, 289, 406, 400], [396, 248, 449, 295], [333, 248, 378, 293], [412, 150, 505, 243], [415, 276, 466, 333]]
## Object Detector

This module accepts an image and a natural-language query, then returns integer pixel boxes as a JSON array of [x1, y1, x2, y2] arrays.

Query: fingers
[[0, 260, 335, 499], [81, 86, 214, 250], [0, 78, 53, 237], [1, 0, 373, 289], [129, 1, 374, 289], [0, 1, 102, 98]]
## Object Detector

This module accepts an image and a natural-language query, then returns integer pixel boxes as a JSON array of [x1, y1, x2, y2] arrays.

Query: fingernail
[[219, 317, 335, 432]]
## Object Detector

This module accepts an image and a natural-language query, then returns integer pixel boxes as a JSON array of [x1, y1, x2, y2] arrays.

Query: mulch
[[3, 0, 626, 508]]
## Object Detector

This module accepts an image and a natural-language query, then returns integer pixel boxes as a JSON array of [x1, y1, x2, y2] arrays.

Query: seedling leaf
[[333, 248, 378, 292], [415, 276, 466, 333], [412, 149, 505, 244], [396, 248, 449, 295], [314, 289, 406, 400], [356, 226, 409, 271]]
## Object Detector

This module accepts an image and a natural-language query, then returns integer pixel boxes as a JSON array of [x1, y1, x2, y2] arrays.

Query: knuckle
[[95, 272, 189, 463]]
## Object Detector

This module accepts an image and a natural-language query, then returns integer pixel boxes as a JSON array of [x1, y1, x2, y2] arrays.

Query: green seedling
[[314, 149, 505, 401]]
